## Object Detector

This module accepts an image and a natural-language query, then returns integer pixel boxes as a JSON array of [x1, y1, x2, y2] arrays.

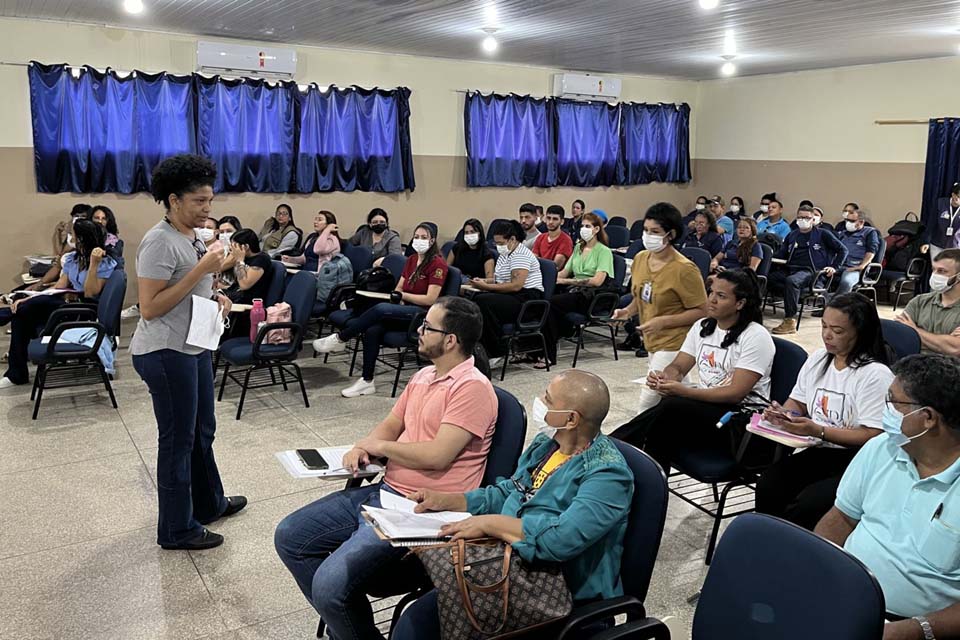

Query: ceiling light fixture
[[723, 29, 737, 57], [720, 62, 736, 76], [699, 0, 719, 10], [122, 0, 144, 14], [482, 35, 499, 53]]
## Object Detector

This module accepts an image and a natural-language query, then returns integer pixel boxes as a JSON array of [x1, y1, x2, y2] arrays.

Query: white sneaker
[[488, 357, 504, 369], [313, 333, 347, 354], [121, 305, 140, 319], [0, 376, 18, 389], [342, 378, 376, 398]]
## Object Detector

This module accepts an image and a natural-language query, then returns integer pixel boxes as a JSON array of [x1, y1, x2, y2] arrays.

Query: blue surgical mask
[[881, 405, 928, 448]]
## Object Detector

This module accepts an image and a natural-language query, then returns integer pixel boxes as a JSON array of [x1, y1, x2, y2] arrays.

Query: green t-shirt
[[903, 292, 960, 353], [568, 242, 615, 281]]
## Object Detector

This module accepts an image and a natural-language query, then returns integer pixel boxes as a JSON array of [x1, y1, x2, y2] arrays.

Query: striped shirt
[[494, 243, 544, 291]]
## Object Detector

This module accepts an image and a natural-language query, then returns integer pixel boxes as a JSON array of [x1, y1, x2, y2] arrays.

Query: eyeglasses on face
[[417, 320, 452, 336]]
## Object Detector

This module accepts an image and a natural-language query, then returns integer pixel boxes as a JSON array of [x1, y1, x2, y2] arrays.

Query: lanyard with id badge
[[641, 281, 653, 305]]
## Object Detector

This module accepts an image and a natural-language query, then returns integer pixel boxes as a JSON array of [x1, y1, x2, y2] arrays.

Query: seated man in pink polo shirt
[[274, 296, 498, 639]]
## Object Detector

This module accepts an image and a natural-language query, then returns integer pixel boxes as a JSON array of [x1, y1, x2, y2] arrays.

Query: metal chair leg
[[278, 364, 289, 391], [392, 349, 405, 398], [30, 364, 43, 401], [571, 326, 584, 368], [236, 368, 253, 420], [293, 363, 309, 408], [217, 363, 231, 401], [31, 365, 47, 420], [705, 481, 742, 565], [99, 364, 118, 409], [348, 337, 360, 377], [608, 325, 619, 361]]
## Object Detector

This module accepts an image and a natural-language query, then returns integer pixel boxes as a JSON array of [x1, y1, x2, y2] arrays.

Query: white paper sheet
[[378, 490, 471, 524], [274, 448, 384, 480], [185, 295, 224, 351]]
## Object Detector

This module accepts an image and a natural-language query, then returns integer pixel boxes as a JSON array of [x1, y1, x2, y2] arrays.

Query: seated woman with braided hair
[[611, 269, 775, 474]]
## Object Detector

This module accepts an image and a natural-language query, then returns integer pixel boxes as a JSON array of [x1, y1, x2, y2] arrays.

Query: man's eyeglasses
[[417, 320, 451, 336], [885, 395, 924, 412]]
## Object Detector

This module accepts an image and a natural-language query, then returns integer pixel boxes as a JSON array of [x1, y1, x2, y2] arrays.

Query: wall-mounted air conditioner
[[197, 41, 298, 78], [552, 73, 622, 101]]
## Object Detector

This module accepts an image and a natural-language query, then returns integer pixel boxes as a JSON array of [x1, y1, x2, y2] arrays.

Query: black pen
[[933, 503, 944, 521]]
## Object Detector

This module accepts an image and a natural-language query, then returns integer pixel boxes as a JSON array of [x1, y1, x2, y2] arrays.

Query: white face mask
[[66, 233, 75, 248], [532, 397, 574, 439], [930, 273, 957, 293], [841, 211, 850, 220], [464, 233, 480, 247], [642, 232, 668, 253], [579, 227, 596, 243], [759, 204, 769, 214], [845, 221, 859, 234], [695, 203, 706, 211], [496, 243, 510, 256], [412, 238, 431, 254], [797, 219, 814, 231], [730, 205, 741, 213], [219, 232, 233, 244], [195, 227, 215, 242], [813, 215, 822, 226]]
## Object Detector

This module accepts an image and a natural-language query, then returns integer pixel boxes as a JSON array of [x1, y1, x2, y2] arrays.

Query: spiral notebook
[[362, 490, 470, 547]]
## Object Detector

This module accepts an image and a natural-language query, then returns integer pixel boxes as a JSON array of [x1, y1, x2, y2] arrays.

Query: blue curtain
[[196, 76, 296, 193], [295, 86, 415, 193], [921, 118, 960, 243], [621, 102, 691, 184], [555, 100, 622, 187], [29, 62, 195, 193], [464, 92, 555, 187]]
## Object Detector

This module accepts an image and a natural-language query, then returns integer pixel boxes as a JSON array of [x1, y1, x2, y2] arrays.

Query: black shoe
[[198, 495, 248, 525], [635, 347, 649, 358], [617, 334, 641, 351], [811, 309, 824, 318], [160, 528, 224, 551]]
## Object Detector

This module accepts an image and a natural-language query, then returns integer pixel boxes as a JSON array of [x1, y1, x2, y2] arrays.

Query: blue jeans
[[834, 269, 862, 296], [768, 269, 815, 319], [274, 482, 408, 640], [340, 303, 423, 382], [132, 349, 227, 546]]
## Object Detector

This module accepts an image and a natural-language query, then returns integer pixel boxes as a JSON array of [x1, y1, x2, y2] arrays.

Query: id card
[[949, 227, 955, 237], [641, 281, 653, 304]]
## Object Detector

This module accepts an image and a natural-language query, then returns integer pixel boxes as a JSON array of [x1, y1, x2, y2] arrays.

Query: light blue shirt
[[836, 434, 960, 617], [757, 217, 791, 240]]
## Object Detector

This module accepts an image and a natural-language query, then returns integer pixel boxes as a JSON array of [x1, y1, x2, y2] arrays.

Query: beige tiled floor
[[0, 304, 900, 639]]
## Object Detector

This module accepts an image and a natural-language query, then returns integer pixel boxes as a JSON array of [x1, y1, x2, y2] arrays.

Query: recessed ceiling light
[[482, 35, 499, 53], [720, 62, 736, 76], [699, 0, 719, 9], [123, 0, 144, 14]]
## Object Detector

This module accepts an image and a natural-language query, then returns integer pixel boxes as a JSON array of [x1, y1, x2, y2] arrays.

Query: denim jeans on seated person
[[132, 349, 227, 546], [274, 481, 410, 640], [340, 302, 423, 382]]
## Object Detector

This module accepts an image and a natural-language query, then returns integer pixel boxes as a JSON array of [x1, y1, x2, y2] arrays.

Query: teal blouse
[[465, 434, 633, 602]]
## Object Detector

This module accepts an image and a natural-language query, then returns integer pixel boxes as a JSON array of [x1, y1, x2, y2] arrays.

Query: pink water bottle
[[249, 298, 266, 343]]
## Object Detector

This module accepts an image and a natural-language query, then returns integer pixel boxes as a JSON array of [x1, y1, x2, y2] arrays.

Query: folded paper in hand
[[747, 413, 822, 448], [186, 295, 225, 351], [362, 490, 470, 545]]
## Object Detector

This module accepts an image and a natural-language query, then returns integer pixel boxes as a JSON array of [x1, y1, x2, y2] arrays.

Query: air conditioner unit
[[197, 41, 298, 78], [552, 73, 622, 101]]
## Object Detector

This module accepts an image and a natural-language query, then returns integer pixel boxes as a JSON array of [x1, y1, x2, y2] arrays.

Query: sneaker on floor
[[771, 318, 798, 335], [0, 376, 19, 389], [120, 305, 140, 319], [488, 356, 504, 369], [313, 333, 347, 354], [342, 378, 376, 398]]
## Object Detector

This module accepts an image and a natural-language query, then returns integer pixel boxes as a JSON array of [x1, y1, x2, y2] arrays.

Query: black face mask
[[370, 223, 387, 234]]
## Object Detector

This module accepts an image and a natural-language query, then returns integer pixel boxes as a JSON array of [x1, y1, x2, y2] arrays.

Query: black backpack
[[758, 232, 783, 256], [350, 266, 398, 313]]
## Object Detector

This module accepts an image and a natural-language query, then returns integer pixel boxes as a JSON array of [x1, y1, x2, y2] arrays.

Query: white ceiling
[[4, 0, 960, 79]]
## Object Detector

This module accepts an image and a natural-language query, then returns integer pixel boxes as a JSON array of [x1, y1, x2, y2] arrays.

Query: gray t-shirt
[[129, 221, 214, 356]]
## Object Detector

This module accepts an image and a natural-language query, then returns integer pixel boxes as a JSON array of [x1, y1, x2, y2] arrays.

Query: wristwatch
[[913, 615, 935, 640]]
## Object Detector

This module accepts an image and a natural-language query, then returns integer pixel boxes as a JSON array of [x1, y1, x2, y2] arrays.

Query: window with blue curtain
[[196, 76, 296, 193], [296, 86, 415, 193], [464, 92, 555, 188], [555, 99, 622, 187], [621, 102, 691, 184], [28, 62, 196, 193]]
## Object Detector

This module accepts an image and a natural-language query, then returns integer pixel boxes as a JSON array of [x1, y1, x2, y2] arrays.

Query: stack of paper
[[747, 413, 822, 448], [363, 490, 470, 546], [275, 447, 384, 480]]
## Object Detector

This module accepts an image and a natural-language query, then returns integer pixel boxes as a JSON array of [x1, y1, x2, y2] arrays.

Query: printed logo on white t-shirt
[[812, 388, 848, 428], [697, 344, 731, 387]]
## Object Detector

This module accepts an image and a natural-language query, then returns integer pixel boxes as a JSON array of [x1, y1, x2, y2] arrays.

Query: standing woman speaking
[[130, 155, 246, 551]]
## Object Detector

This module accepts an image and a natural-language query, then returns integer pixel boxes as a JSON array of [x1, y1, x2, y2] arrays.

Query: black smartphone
[[296, 449, 329, 471]]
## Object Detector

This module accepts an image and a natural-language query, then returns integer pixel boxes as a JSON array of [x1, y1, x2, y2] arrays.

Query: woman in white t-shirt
[[756, 293, 894, 530], [611, 269, 775, 473], [470, 220, 545, 364]]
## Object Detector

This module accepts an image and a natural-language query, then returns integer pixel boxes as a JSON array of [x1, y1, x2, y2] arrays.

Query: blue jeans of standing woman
[[274, 482, 410, 640], [132, 349, 227, 546], [340, 303, 423, 381]]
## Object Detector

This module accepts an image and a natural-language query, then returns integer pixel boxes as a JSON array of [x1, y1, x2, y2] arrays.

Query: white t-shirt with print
[[790, 348, 894, 431], [680, 321, 775, 400]]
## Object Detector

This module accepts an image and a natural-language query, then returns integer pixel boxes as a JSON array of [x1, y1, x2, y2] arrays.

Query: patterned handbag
[[413, 537, 573, 639]]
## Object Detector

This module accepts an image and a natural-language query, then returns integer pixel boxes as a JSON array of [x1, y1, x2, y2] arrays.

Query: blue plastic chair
[[606, 225, 630, 249], [668, 337, 808, 565], [381, 253, 407, 282], [608, 216, 628, 228], [217, 271, 317, 419], [880, 319, 921, 361], [342, 244, 374, 279], [625, 238, 645, 259], [756, 243, 773, 298], [681, 246, 712, 281], [265, 260, 288, 307], [625, 513, 885, 640], [498, 258, 557, 380], [629, 219, 645, 241], [28, 268, 127, 419]]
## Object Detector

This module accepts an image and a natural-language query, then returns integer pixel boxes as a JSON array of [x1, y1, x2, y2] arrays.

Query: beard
[[418, 340, 444, 361]]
